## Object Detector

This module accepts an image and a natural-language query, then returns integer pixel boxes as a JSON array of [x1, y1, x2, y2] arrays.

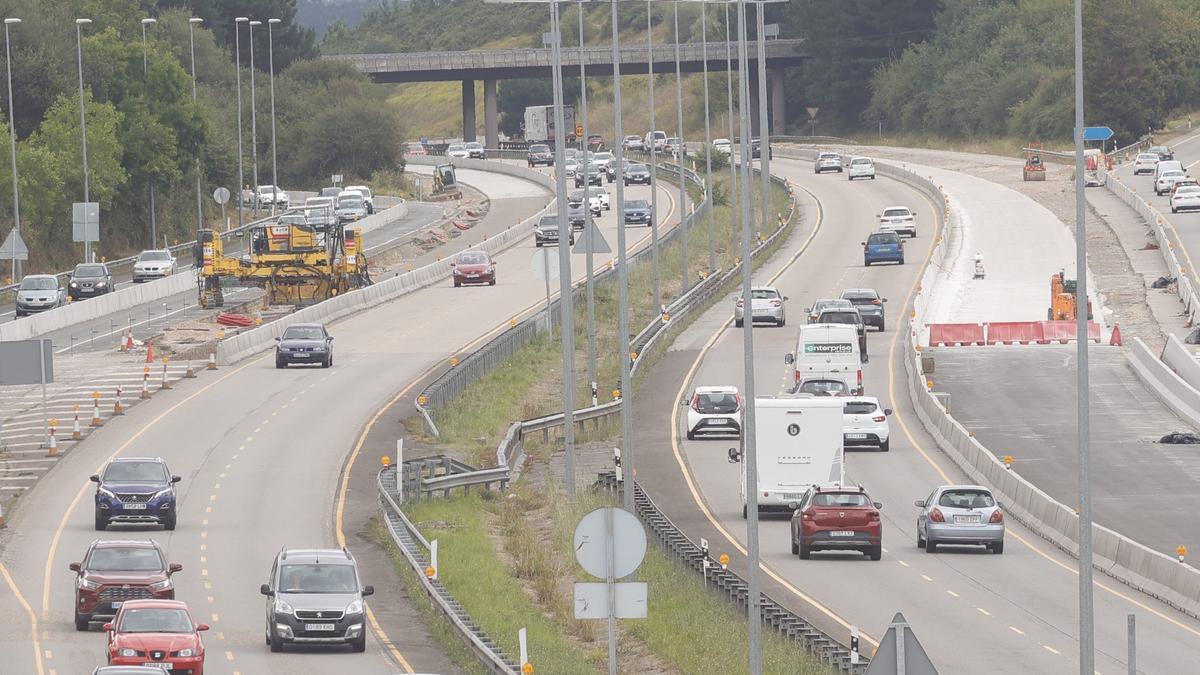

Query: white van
[[1155, 160, 1184, 181], [785, 324, 863, 395], [727, 395, 844, 517], [644, 130, 667, 151]]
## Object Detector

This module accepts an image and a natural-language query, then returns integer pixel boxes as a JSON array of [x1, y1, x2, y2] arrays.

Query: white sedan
[[1133, 152, 1160, 175], [713, 138, 732, 155], [1156, 169, 1188, 195], [843, 396, 892, 452], [684, 386, 742, 440], [1171, 185, 1200, 213], [878, 206, 917, 238]]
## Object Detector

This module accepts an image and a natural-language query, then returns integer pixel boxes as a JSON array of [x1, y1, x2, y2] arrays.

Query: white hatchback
[[842, 396, 892, 451], [1171, 185, 1200, 213], [848, 156, 876, 180], [684, 386, 742, 440], [1156, 169, 1188, 195], [878, 206, 917, 238], [1133, 152, 1160, 175]]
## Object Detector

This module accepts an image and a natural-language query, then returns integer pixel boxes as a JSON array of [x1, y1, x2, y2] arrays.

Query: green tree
[[287, 99, 402, 182], [160, 0, 318, 72]]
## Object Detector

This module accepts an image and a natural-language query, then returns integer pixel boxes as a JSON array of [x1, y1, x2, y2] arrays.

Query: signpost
[[572, 220, 611, 255], [807, 107, 820, 137], [530, 248, 560, 331], [213, 187, 231, 231], [1082, 126, 1114, 142], [573, 506, 648, 675], [72, 201, 99, 260], [0, 339, 54, 448]]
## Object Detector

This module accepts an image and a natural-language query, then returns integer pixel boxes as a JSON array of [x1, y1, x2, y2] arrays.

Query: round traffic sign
[[212, 187, 231, 205], [572, 507, 646, 579]]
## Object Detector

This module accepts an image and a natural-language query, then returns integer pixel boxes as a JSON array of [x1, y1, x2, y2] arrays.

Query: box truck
[[524, 104, 576, 145], [785, 324, 863, 395], [727, 395, 844, 517]]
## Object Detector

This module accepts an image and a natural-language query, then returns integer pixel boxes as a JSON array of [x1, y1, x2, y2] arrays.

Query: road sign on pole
[[0, 228, 28, 261], [572, 506, 648, 675], [572, 221, 611, 255], [575, 124, 584, 138], [1082, 126, 1114, 142], [864, 612, 938, 675], [72, 202, 100, 243], [806, 107, 819, 119], [212, 187, 230, 205]]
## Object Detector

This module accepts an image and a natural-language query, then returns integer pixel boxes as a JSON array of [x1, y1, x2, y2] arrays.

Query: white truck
[[785, 324, 863, 396], [727, 395, 845, 518], [524, 104, 576, 145]]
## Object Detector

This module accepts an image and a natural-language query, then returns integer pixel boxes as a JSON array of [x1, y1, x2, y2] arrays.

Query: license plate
[[778, 493, 805, 501], [292, 353, 309, 358], [830, 531, 855, 537], [123, 503, 147, 510], [954, 515, 981, 524], [142, 663, 170, 670], [467, 273, 478, 278], [845, 433, 868, 439], [305, 623, 336, 631]]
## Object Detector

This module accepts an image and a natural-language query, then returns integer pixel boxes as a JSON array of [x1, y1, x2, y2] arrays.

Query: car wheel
[[791, 537, 799, 554], [275, 359, 286, 369], [879, 320, 886, 332], [868, 545, 882, 561], [1173, 207, 1178, 213], [880, 439, 890, 452], [741, 504, 747, 519], [14, 310, 24, 317], [917, 529, 926, 549], [864, 259, 871, 267], [899, 257, 905, 265], [798, 538, 811, 560], [686, 429, 695, 440], [925, 538, 937, 553], [322, 355, 331, 369], [990, 540, 1005, 554], [75, 609, 90, 631], [535, 242, 542, 248], [163, 514, 177, 531], [269, 628, 285, 653], [489, 278, 496, 286], [871, 175, 876, 180], [454, 280, 461, 287], [777, 318, 785, 327], [94, 511, 107, 531], [351, 633, 367, 653]]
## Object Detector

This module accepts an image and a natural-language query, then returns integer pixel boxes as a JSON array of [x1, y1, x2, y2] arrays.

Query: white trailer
[[728, 395, 844, 517], [523, 104, 576, 145]]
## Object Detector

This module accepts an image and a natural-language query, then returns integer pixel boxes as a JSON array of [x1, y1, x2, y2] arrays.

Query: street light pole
[[188, 17, 203, 233], [724, 2, 738, 255], [673, 1, 688, 294], [754, 2, 770, 235], [249, 20, 262, 214], [268, 19, 281, 214], [75, 18, 92, 262], [646, 0, 660, 314], [235, 17, 247, 230], [610, 0, 634, 517], [3, 17, 21, 281], [577, 1, 598, 403], [699, 2, 715, 273], [141, 17, 157, 247]]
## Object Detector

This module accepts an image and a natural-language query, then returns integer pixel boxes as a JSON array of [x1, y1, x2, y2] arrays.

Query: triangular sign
[[572, 220, 611, 255], [864, 612, 938, 675], [806, 107, 820, 119], [0, 228, 29, 261]]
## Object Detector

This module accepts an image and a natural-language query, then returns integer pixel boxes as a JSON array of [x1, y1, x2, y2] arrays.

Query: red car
[[105, 599, 208, 674], [451, 250, 496, 287], [70, 540, 182, 631], [790, 484, 883, 561]]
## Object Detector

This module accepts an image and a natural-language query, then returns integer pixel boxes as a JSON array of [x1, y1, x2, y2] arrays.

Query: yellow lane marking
[[946, 590, 959, 598], [0, 561, 44, 675], [977, 608, 991, 616], [1043, 645, 1060, 655], [1010, 625, 1025, 635], [920, 574, 933, 582], [897, 560, 910, 568], [226, 651, 234, 661]]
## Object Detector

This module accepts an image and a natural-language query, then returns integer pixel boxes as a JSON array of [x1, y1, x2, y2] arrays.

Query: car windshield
[[696, 391, 739, 413], [138, 251, 171, 262], [306, 199, 333, 208], [457, 252, 489, 265], [279, 563, 357, 593], [539, 215, 559, 228], [103, 462, 168, 483], [751, 289, 779, 300], [812, 492, 870, 507], [798, 380, 847, 396], [283, 326, 324, 340], [19, 277, 58, 290], [595, 153, 613, 161], [629, 164, 648, 172], [819, 311, 860, 324], [531, 145, 550, 153], [844, 401, 878, 415], [626, 200, 649, 209], [938, 489, 996, 509], [1162, 171, 1185, 179], [569, 190, 585, 201], [118, 608, 193, 633], [258, 185, 278, 193], [466, 142, 482, 150], [338, 196, 364, 207], [74, 264, 107, 277], [882, 209, 910, 218], [1151, 147, 1169, 154], [868, 233, 900, 245], [87, 547, 163, 572]]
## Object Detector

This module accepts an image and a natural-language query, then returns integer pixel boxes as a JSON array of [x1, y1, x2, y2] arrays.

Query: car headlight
[[96, 281, 107, 287], [77, 576, 101, 590], [176, 647, 195, 657], [118, 648, 138, 657], [70, 281, 78, 287], [98, 487, 116, 499], [153, 488, 174, 501], [274, 599, 294, 614], [149, 578, 173, 592], [345, 599, 363, 615]]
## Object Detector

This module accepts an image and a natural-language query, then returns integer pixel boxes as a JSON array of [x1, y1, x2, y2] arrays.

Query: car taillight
[[989, 509, 1004, 524], [691, 395, 701, 412], [868, 511, 880, 521], [857, 370, 863, 387], [929, 507, 945, 523], [872, 415, 886, 422], [770, 300, 781, 307]]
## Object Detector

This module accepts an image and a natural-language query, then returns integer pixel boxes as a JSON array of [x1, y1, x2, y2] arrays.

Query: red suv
[[104, 599, 207, 674], [790, 484, 883, 561], [70, 540, 182, 631]]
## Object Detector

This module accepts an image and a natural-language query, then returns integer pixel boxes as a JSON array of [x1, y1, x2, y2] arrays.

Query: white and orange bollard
[[90, 392, 103, 427], [72, 405, 83, 440], [113, 385, 124, 415], [141, 366, 151, 400], [207, 352, 217, 370], [46, 419, 58, 458], [185, 360, 195, 378], [161, 356, 171, 390]]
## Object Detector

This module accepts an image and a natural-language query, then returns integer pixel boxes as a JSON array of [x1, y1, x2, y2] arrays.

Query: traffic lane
[[682, 160, 1200, 672], [1119, 165, 1200, 311], [0, 180, 681, 674], [930, 345, 1200, 558]]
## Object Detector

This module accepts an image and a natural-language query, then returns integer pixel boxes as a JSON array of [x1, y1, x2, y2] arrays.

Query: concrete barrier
[[1162, 333, 1200, 397], [405, 155, 556, 191], [1127, 336, 1200, 427]]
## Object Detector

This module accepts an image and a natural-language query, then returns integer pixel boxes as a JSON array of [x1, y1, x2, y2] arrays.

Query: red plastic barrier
[[986, 321, 1044, 345], [1039, 320, 1102, 344], [216, 313, 254, 327], [928, 323, 985, 347]]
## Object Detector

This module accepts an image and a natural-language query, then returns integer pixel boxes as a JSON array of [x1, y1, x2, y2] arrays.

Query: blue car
[[91, 457, 181, 531], [863, 232, 904, 266]]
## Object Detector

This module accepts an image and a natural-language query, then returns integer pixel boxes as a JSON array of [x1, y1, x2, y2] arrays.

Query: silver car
[[807, 298, 853, 323], [814, 152, 843, 174], [14, 274, 66, 316], [733, 286, 787, 327], [915, 485, 1005, 554], [132, 249, 177, 283]]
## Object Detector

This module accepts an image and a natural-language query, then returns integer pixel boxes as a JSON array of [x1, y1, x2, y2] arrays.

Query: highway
[[633, 153, 1200, 673], [0, 169, 681, 674]]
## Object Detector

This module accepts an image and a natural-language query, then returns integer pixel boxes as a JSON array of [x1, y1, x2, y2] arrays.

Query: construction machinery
[[1049, 270, 1092, 320], [196, 217, 371, 308], [428, 163, 462, 202], [1023, 142, 1046, 181]]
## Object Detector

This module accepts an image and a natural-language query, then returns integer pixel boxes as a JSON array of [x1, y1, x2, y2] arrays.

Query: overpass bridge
[[325, 39, 806, 146]]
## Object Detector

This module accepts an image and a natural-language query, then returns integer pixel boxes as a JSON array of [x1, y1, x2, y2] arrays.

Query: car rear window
[[797, 380, 847, 396], [938, 490, 995, 508], [868, 233, 900, 245], [1138, 153, 1158, 160], [88, 547, 164, 572], [696, 392, 739, 413], [813, 493, 870, 507], [1162, 171, 1185, 178], [819, 311, 860, 324], [751, 289, 779, 300], [842, 293, 877, 303], [843, 401, 877, 415], [852, 158, 872, 165], [882, 209, 910, 218]]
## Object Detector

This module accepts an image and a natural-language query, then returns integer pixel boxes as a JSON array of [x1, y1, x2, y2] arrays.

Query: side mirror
[[171, 475, 182, 484], [69, 562, 81, 572], [873, 502, 883, 509], [274, 336, 281, 342], [260, 584, 274, 596], [913, 499, 925, 508], [883, 408, 893, 416], [727, 447, 742, 463], [783, 296, 789, 301], [102, 622, 114, 632], [89, 475, 100, 483], [168, 563, 183, 574], [860, 242, 866, 246], [882, 298, 888, 303], [680, 398, 689, 406], [362, 585, 375, 597], [784, 353, 794, 365], [450, 262, 456, 266], [197, 623, 210, 631]]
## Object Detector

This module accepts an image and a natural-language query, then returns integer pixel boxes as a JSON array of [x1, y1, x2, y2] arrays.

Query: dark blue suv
[[863, 232, 905, 266], [91, 457, 181, 531]]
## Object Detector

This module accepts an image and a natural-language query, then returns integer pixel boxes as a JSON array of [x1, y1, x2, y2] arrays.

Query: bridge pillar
[[770, 69, 786, 135], [462, 79, 477, 142], [484, 79, 499, 149]]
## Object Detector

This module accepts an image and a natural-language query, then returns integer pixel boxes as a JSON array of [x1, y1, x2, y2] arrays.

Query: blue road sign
[[1082, 126, 1114, 142]]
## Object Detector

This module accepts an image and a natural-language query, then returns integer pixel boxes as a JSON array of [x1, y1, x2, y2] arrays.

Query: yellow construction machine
[[196, 217, 371, 308], [1024, 142, 1046, 181], [1049, 270, 1092, 320]]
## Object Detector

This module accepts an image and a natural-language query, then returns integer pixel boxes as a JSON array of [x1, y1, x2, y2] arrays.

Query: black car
[[604, 159, 626, 183], [262, 547, 373, 653], [751, 139, 773, 160], [816, 308, 868, 361], [566, 202, 587, 230], [623, 163, 651, 186], [527, 144, 554, 167], [574, 162, 604, 187], [68, 263, 114, 300], [1150, 145, 1174, 162], [90, 457, 181, 531], [623, 199, 652, 225], [840, 288, 887, 331], [534, 214, 575, 247], [275, 323, 334, 368]]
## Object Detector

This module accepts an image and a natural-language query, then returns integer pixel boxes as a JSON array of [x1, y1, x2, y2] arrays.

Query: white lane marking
[[1009, 626, 1025, 635], [976, 607, 991, 616]]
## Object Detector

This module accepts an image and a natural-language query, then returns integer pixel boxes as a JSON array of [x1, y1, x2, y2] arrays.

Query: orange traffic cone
[[1109, 322, 1123, 347], [145, 341, 154, 364]]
